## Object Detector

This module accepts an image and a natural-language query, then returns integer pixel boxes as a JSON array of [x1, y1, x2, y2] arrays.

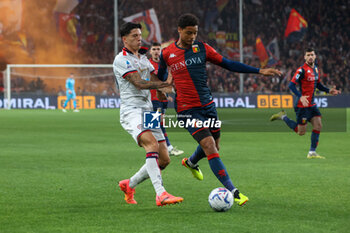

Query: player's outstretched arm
[[151, 72, 174, 94], [259, 68, 282, 76], [125, 72, 170, 90], [219, 57, 282, 76], [329, 86, 341, 95], [317, 83, 341, 96], [150, 73, 170, 100], [205, 43, 282, 76]]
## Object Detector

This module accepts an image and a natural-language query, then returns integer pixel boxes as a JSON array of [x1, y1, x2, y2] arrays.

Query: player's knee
[[140, 137, 159, 152], [315, 123, 322, 131], [215, 141, 220, 151], [148, 141, 159, 152], [159, 157, 170, 169], [298, 130, 306, 136], [200, 137, 216, 152]]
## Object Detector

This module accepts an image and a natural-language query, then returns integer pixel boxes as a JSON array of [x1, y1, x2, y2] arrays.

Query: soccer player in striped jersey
[[157, 14, 281, 206], [149, 42, 184, 156], [270, 48, 341, 158]]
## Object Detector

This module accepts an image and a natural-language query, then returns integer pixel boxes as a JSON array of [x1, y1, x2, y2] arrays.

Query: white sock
[[129, 164, 149, 188], [168, 145, 174, 151], [146, 153, 165, 196]]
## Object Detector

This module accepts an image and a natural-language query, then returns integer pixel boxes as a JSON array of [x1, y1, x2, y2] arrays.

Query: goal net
[[1, 64, 119, 110]]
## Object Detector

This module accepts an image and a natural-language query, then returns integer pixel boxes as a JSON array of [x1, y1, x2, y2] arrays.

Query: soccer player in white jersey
[[114, 22, 183, 206], [62, 73, 79, 112]]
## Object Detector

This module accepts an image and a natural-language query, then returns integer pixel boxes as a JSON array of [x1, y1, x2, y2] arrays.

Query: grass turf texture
[[0, 108, 349, 233]]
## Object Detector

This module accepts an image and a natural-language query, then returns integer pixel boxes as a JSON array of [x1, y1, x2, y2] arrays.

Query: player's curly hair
[[120, 22, 142, 37], [178, 13, 199, 28]]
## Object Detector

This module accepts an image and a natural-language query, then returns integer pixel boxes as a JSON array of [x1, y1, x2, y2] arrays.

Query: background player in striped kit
[[270, 48, 341, 158], [149, 42, 184, 156]]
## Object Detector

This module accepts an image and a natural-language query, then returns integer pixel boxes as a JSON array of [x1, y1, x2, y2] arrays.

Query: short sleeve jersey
[[113, 48, 155, 110]]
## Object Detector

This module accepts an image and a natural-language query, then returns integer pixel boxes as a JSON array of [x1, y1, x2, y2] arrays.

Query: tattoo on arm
[[125, 72, 162, 89], [150, 73, 159, 82]]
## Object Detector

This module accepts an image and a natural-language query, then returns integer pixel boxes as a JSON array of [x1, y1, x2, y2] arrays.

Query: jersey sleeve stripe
[[122, 70, 138, 78]]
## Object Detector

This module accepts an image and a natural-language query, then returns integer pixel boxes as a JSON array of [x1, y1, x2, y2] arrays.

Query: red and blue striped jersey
[[291, 63, 320, 108], [159, 41, 223, 112], [149, 58, 168, 102]]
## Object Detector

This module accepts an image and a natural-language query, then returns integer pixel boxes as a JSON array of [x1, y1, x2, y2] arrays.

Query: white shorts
[[120, 107, 165, 146]]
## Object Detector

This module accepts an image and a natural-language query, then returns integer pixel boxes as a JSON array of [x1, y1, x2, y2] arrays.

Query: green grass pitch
[[0, 108, 349, 233]]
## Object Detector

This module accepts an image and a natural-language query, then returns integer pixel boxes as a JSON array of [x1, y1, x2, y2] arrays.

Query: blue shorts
[[177, 103, 220, 142], [152, 100, 168, 114], [295, 105, 321, 125]]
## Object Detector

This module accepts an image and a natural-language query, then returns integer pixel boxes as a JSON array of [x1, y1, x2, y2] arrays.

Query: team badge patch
[[192, 44, 200, 53], [302, 118, 307, 124]]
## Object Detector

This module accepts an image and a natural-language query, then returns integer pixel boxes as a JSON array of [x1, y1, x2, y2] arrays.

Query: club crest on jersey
[[192, 44, 200, 53], [126, 60, 132, 69], [302, 118, 307, 124]]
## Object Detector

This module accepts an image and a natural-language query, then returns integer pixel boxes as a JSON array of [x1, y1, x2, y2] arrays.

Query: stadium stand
[[3, 0, 349, 94]]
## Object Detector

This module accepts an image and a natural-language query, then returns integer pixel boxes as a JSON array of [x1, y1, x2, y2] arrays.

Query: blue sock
[[283, 116, 298, 132], [310, 130, 320, 151], [189, 145, 206, 164], [207, 153, 235, 192], [63, 99, 69, 108], [73, 100, 77, 109], [161, 124, 171, 147]]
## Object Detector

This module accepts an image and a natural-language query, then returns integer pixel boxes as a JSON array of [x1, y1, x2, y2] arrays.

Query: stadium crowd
[[76, 0, 349, 94], [2, 0, 349, 94]]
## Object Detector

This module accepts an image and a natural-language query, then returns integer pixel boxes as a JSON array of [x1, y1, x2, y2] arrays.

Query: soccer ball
[[208, 187, 233, 212]]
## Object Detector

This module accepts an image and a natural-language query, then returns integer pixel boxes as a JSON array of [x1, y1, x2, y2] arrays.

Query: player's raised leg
[[307, 116, 325, 159], [182, 145, 204, 180], [270, 110, 298, 133]]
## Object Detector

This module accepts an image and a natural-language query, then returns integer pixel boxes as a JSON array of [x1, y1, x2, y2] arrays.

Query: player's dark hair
[[151, 42, 161, 47], [178, 13, 199, 28], [305, 48, 316, 54], [120, 22, 142, 37]]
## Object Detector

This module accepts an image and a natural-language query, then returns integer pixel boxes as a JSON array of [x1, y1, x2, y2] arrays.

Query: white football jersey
[[113, 48, 155, 111]]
